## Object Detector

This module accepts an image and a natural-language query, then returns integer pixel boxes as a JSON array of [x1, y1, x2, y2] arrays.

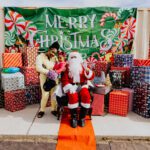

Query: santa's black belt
[[72, 83, 87, 86]]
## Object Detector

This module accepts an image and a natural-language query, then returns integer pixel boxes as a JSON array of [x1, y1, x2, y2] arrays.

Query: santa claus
[[61, 51, 94, 128]]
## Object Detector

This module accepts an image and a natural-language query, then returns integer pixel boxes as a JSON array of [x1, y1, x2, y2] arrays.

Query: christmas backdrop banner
[[4, 7, 137, 60]]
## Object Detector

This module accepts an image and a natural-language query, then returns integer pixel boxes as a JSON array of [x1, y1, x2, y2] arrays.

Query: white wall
[[0, 7, 4, 67]]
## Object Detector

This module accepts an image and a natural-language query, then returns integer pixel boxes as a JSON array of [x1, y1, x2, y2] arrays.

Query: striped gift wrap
[[2, 53, 22, 68]]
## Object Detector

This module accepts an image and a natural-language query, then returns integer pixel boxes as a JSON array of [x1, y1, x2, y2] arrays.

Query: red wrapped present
[[133, 59, 150, 66], [4, 89, 25, 112], [22, 67, 39, 86], [121, 88, 134, 111], [92, 94, 104, 115], [22, 47, 38, 67], [25, 85, 41, 105], [91, 52, 108, 76], [2, 53, 22, 68], [109, 90, 129, 116], [111, 66, 130, 87]]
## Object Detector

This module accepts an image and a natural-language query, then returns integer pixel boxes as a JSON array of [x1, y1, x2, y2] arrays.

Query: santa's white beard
[[68, 59, 83, 83]]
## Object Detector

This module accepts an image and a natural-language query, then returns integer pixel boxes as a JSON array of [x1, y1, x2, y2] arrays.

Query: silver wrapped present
[[94, 85, 112, 95], [1, 72, 25, 91]]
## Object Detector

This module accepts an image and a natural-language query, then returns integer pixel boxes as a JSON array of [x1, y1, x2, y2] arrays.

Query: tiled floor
[[0, 104, 150, 137]]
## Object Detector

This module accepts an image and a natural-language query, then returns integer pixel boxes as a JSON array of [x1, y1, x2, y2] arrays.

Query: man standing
[[61, 51, 94, 128], [36, 41, 59, 118]]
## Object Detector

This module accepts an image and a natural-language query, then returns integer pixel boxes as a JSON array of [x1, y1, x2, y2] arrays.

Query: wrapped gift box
[[2, 53, 22, 68], [4, 89, 25, 112], [133, 59, 150, 66], [109, 90, 129, 116], [114, 54, 133, 67], [111, 66, 131, 87], [94, 85, 112, 95], [94, 61, 108, 76], [0, 90, 4, 108], [22, 67, 39, 86], [121, 88, 134, 111], [25, 85, 41, 105], [92, 94, 104, 115], [1, 72, 25, 91], [109, 70, 126, 89], [22, 47, 38, 67], [131, 67, 150, 88], [133, 82, 150, 118], [142, 67, 150, 84]]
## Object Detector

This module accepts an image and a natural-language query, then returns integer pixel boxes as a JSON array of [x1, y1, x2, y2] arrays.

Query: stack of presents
[[0, 47, 41, 112], [91, 54, 150, 118], [0, 48, 150, 119]]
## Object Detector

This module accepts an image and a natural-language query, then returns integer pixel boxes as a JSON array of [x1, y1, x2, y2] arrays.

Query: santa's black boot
[[70, 108, 78, 128], [78, 107, 87, 127]]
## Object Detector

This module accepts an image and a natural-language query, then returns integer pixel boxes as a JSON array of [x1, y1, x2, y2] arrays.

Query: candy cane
[[100, 12, 117, 26]]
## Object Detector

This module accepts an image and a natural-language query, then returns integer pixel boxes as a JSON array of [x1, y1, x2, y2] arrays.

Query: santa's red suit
[[61, 60, 94, 109]]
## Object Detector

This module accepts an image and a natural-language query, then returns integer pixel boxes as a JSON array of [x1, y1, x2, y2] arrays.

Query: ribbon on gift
[[5, 46, 19, 53]]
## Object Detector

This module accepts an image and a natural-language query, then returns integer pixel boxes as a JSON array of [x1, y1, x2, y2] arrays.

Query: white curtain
[[133, 8, 150, 59]]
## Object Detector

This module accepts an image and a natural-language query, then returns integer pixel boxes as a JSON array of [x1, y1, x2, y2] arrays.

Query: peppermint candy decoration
[[22, 21, 37, 47], [86, 56, 97, 69], [100, 12, 117, 26], [114, 37, 128, 51], [120, 17, 136, 39], [5, 10, 26, 35], [22, 21, 37, 40], [117, 8, 134, 19], [8, 46, 18, 53], [5, 31, 16, 46], [86, 56, 97, 63]]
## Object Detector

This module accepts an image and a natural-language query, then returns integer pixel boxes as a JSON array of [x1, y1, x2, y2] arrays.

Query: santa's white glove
[[69, 85, 78, 94], [83, 61, 88, 70]]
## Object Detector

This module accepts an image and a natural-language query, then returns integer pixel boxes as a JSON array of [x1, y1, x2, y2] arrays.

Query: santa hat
[[68, 51, 83, 63], [49, 41, 60, 50]]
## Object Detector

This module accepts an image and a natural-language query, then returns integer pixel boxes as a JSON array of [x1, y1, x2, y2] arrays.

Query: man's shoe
[[51, 111, 58, 117], [37, 111, 45, 118], [70, 118, 78, 128], [78, 118, 85, 127]]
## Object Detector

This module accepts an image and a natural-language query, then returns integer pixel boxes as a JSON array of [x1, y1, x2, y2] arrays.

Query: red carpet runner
[[56, 111, 96, 150]]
